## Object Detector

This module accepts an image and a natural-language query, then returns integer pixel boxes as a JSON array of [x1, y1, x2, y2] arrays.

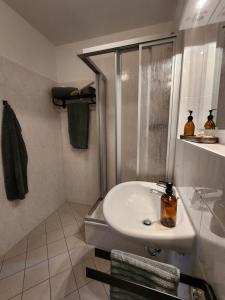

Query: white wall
[[56, 21, 176, 83], [0, 1, 64, 256], [174, 140, 225, 300], [0, 0, 56, 80]]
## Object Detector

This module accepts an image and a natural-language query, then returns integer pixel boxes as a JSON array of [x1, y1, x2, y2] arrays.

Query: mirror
[[178, 22, 225, 134]]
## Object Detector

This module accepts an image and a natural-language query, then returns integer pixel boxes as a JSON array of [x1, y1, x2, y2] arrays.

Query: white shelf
[[180, 139, 225, 158]]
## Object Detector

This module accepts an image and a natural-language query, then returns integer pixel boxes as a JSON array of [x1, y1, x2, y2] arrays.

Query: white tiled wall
[[174, 139, 225, 300], [0, 56, 65, 256]]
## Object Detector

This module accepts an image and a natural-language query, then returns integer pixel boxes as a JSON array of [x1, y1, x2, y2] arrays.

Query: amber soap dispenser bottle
[[184, 110, 195, 136], [160, 182, 177, 228]]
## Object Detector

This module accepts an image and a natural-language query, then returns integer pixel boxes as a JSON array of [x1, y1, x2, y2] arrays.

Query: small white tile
[[60, 214, 76, 227], [10, 294, 22, 300], [49, 252, 71, 277], [69, 203, 91, 217], [73, 258, 96, 288], [62, 291, 80, 300], [94, 257, 110, 273], [24, 260, 49, 290], [26, 246, 48, 268], [22, 279, 50, 300], [28, 222, 46, 238], [65, 234, 86, 251], [50, 269, 77, 300], [27, 233, 46, 251], [79, 281, 108, 300], [63, 223, 79, 237], [47, 228, 64, 244], [46, 221, 61, 233], [4, 239, 27, 260], [0, 253, 26, 279], [0, 270, 24, 299], [47, 238, 67, 259], [69, 244, 93, 266]]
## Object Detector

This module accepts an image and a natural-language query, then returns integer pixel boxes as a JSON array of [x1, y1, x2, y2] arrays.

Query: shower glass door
[[116, 39, 175, 184], [137, 41, 174, 182]]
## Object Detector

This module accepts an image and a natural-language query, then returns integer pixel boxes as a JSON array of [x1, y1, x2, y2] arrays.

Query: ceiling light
[[196, 0, 208, 9]]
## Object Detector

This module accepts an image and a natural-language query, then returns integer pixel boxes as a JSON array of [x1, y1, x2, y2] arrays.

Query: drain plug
[[143, 219, 151, 226]]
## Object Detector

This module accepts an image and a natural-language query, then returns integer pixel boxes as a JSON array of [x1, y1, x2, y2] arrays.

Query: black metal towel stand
[[86, 248, 217, 300]]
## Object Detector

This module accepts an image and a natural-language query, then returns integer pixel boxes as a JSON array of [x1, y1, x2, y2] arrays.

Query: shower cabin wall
[[91, 54, 116, 191], [91, 39, 176, 192]]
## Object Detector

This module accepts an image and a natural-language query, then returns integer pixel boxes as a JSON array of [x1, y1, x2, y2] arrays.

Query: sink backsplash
[[174, 139, 225, 300]]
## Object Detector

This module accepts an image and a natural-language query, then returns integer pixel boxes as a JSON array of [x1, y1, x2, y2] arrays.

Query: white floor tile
[[22, 279, 50, 300], [60, 214, 77, 227], [46, 221, 61, 233], [79, 281, 108, 300], [62, 291, 80, 300], [47, 238, 67, 259], [28, 222, 46, 238], [65, 234, 86, 251], [27, 233, 46, 251], [0, 253, 26, 279], [69, 203, 91, 217], [24, 260, 49, 290], [49, 252, 71, 277], [10, 294, 22, 300], [4, 239, 27, 260], [50, 269, 77, 300], [63, 223, 79, 237], [47, 228, 64, 244], [0, 270, 24, 300], [73, 258, 96, 288], [69, 244, 90, 266], [94, 257, 110, 273], [26, 245, 48, 268]]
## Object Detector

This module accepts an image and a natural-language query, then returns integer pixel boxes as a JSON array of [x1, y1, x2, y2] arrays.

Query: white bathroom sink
[[103, 181, 195, 253]]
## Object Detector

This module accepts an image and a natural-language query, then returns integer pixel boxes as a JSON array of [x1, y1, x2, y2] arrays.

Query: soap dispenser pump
[[160, 182, 177, 228], [184, 110, 195, 136]]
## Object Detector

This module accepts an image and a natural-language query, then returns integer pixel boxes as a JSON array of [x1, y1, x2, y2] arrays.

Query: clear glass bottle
[[160, 183, 177, 228]]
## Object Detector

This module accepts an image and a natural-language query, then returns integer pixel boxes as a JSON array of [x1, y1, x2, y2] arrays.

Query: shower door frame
[[78, 32, 182, 198]]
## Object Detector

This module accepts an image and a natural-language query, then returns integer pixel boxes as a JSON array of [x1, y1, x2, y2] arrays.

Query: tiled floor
[[0, 202, 110, 300]]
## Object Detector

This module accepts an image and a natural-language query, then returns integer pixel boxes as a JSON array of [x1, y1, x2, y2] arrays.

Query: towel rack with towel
[[86, 248, 217, 300], [52, 93, 96, 108]]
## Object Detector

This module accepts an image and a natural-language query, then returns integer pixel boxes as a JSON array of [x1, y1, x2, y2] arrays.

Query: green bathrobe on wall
[[1, 102, 28, 200]]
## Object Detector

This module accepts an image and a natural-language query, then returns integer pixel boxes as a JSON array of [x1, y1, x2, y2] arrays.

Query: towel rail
[[86, 248, 217, 300], [52, 94, 96, 108]]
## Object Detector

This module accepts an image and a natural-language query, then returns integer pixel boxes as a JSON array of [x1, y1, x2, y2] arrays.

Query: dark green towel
[[110, 250, 180, 300], [67, 102, 89, 149], [1, 103, 28, 200]]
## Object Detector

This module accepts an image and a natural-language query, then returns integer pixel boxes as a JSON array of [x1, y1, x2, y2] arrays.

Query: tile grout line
[[58, 206, 81, 300], [21, 237, 28, 300], [44, 218, 52, 300]]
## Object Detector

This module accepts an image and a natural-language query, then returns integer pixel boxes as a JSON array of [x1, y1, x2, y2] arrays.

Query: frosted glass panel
[[138, 42, 173, 182], [121, 50, 139, 182], [92, 53, 116, 190]]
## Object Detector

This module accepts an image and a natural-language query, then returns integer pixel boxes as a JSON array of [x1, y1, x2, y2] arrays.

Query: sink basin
[[103, 181, 195, 253]]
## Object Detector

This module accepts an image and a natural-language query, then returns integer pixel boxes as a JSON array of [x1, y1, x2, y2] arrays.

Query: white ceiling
[[3, 0, 178, 45]]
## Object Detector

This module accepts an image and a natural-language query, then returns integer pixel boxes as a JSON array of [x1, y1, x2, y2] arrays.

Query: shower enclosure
[[79, 33, 182, 252]]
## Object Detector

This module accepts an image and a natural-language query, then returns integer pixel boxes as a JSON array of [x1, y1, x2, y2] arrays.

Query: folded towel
[[67, 102, 89, 149], [1, 103, 28, 200], [52, 87, 79, 99], [110, 250, 180, 300]]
